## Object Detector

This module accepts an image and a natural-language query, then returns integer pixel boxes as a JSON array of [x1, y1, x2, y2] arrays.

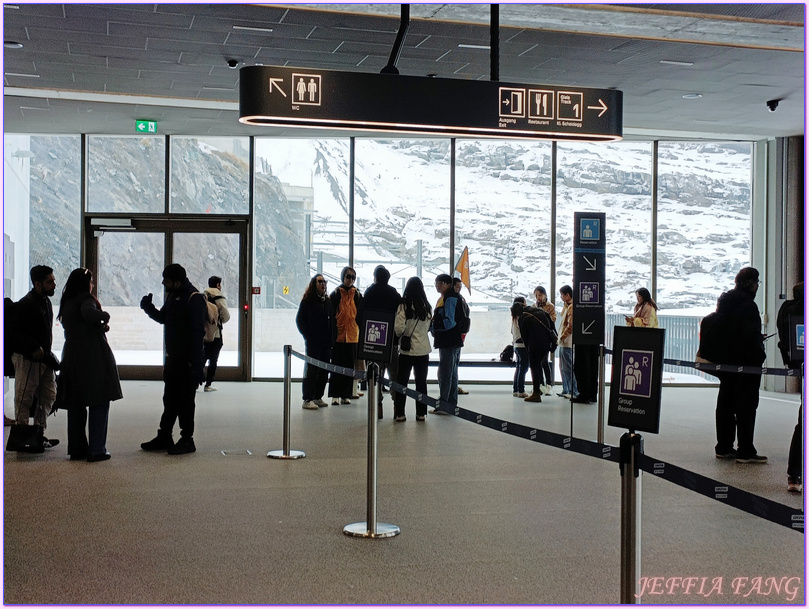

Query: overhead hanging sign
[[239, 66, 623, 141]]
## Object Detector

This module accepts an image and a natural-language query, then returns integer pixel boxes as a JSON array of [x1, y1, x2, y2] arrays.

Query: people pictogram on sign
[[367, 323, 381, 344], [623, 357, 642, 391], [583, 223, 593, 239], [296, 78, 307, 101], [307, 78, 318, 102]]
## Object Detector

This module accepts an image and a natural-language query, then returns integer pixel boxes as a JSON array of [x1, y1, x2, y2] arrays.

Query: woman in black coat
[[295, 274, 336, 409], [57, 268, 122, 462], [513, 302, 555, 403]]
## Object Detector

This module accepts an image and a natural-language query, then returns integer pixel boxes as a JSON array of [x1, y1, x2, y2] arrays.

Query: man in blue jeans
[[430, 274, 464, 414], [557, 285, 579, 400]]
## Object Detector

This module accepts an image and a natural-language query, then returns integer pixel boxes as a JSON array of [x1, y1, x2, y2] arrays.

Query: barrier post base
[[343, 522, 400, 539], [267, 450, 306, 460]]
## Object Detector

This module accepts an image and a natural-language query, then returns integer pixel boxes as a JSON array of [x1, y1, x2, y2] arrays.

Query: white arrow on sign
[[137, 123, 146, 131], [582, 320, 596, 334], [269, 78, 287, 97], [587, 98, 608, 117], [583, 255, 597, 271]]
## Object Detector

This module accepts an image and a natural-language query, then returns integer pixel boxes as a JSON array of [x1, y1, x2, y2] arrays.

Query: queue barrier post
[[267, 344, 306, 460], [597, 344, 606, 444], [343, 362, 400, 539], [619, 431, 643, 604]]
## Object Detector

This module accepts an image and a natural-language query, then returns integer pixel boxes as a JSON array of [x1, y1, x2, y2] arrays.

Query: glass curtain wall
[[455, 139, 553, 366], [4, 134, 81, 354], [5, 133, 753, 382], [252, 138, 350, 377]]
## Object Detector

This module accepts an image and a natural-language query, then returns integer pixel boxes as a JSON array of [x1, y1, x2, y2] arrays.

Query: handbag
[[6, 423, 44, 453], [399, 317, 417, 352]]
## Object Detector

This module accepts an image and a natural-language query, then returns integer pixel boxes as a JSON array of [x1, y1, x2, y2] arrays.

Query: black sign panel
[[239, 66, 623, 141], [608, 327, 666, 434], [357, 308, 396, 363], [789, 315, 805, 364], [572, 212, 606, 345]]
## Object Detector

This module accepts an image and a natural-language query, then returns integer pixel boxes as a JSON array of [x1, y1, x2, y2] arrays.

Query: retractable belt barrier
[[290, 349, 804, 533], [603, 348, 800, 377]]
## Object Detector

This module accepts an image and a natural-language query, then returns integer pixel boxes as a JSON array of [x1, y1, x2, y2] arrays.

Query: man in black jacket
[[9, 265, 60, 448], [359, 265, 402, 418], [714, 267, 767, 463], [430, 273, 465, 413], [139, 264, 206, 455], [777, 282, 803, 491]]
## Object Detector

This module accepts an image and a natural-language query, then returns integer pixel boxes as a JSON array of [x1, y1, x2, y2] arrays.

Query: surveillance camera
[[227, 59, 240, 69], [766, 99, 780, 112]]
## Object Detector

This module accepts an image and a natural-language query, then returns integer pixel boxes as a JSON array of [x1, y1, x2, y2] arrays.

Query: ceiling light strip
[[4, 87, 239, 110]]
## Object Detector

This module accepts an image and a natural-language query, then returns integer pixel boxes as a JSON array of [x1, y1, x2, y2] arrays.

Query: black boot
[[140, 430, 174, 451]]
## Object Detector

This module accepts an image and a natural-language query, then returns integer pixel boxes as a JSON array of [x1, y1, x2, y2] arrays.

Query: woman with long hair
[[532, 286, 557, 395], [393, 277, 433, 421], [57, 268, 122, 461], [328, 266, 362, 405], [295, 274, 335, 409], [510, 296, 529, 398], [625, 287, 659, 328]]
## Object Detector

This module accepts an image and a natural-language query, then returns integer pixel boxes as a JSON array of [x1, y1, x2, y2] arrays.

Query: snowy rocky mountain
[[27, 136, 750, 314]]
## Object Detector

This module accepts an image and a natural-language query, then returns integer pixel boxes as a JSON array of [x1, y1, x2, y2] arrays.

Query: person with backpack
[[139, 263, 206, 455], [513, 300, 556, 403], [510, 297, 530, 399], [776, 282, 803, 491], [7, 265, 61, 452], [711, 267, 767, 464], [452, 277, 471, 395], [328, 266, 362, 406], [430, 273, 467, 414], [202, 276, 230, 392], [533, 286, 557, 395]]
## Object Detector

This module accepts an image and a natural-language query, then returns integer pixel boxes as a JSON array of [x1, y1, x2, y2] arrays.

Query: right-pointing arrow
[[587, 99, 608, 117], [582, 320, 596, 334], [583, 256, 597, 271]]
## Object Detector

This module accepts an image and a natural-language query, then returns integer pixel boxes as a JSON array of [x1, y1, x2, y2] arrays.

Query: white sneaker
[[302, 400, 318, 410], [314, 399, 328, 407], [203, 385, 217, 392], [513, 392, 521, 397], [331, 398, 340, 406], [340, 398, 351, 405], [542, 385, 552, 396]]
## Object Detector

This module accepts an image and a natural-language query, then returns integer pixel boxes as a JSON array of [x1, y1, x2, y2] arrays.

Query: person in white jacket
[[392, 277, 433, 422], [202, 276, 231, 392]]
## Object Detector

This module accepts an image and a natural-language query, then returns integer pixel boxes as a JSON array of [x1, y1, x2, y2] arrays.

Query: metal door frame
[[83, 214, 252, 381]]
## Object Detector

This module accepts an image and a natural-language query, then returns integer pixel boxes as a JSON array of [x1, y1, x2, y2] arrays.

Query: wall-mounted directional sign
[[239, 66, 623, 142], [573, 212, 606, 345]]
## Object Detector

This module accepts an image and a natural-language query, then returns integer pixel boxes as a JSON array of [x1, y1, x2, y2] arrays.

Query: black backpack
[[698, 311, 729, 364], [4, 297, 17, 378], [499, 344, 514, 362], [456, 297, 471, 334]]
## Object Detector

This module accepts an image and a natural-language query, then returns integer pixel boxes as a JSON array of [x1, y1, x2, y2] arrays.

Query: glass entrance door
[[86, 217, 249, 381]]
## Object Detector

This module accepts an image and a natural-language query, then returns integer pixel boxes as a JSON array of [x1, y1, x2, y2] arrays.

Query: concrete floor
[[3, 380, 805, 605]]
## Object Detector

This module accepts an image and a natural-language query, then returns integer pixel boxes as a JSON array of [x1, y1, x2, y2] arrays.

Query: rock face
[[27, 137, 751, 313]]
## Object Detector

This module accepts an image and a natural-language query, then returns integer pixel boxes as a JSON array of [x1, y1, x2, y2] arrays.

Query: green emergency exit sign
[[135, 120, 158, 133]]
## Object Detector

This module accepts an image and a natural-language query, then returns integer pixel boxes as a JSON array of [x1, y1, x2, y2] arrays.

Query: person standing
[[296, 274, 336, 410], [713, 267, 767, 463], [8, 265, 61, 450], [511, 297, 529, 398], [533, 286, 557, 395], [777, 281, 803, 490], [452, 277, 471, 395], [625, 287, 659, 328], [56, 268, 122, 462], [514, 301, 555, 403], [202, 275, 231, 392], [430, 273, 464, 414], [359, 265, 402, 418], [328, 266, 361, 405], [393, 277, 432, 422], [557, 285, 579, 401], [139, 263, 206, 455]]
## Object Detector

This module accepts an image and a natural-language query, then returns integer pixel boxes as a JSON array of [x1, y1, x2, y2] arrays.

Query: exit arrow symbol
[[582, 320, 596, 334], [269, 77, 287, 97], [583, 256, 597, 271], [587, 98, 608, 117], [137, 123, 146, 131]]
